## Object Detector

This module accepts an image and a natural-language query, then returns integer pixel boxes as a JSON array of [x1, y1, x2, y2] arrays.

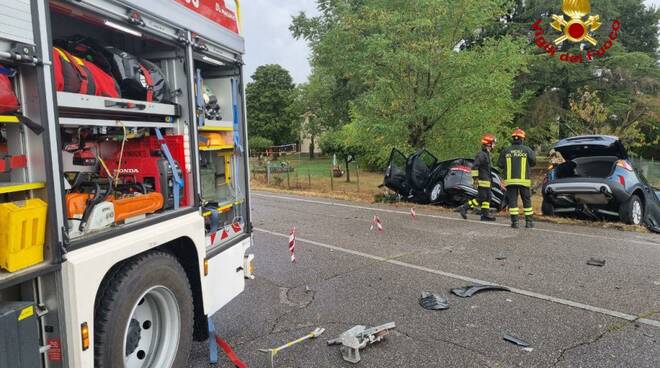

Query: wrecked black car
[[383, 149, 506, 210], [542, 135, 660, 231]]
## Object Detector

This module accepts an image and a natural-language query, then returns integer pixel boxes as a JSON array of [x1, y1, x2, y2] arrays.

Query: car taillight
[[616, 160, 633, 171], [451, 165, 471, 173], [618, 175, 625, 186]]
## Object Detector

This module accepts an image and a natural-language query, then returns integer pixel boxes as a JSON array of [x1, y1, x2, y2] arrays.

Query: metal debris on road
[[586, 258, 606, 267], [419, 292, 449, 310], [495, 256, 507, 260], [451, 285, 510, 298], [503, 334, 530, 347], [259, 327, 325, 368], [327, 322, 396, 363]]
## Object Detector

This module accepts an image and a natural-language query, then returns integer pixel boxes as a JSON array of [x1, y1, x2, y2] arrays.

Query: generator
[[0, 302, 40, 368], [103, 135, 188, 209]]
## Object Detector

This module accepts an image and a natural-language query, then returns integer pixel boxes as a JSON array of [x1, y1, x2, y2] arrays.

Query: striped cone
[[410, 208, 416, 219], [289, 227, 296, 263], [370, 215, 383, 232]]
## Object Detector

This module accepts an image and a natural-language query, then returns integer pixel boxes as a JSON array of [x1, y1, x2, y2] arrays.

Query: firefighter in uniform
[[456, 133, 497, 221], [498, 128, 536, 228]]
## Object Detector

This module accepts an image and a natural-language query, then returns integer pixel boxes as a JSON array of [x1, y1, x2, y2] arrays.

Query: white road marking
[[253, 193, 660, 247], [255, 227, 660, 329]]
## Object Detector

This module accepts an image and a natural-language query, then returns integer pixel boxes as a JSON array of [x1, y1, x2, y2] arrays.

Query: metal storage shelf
[[0, 182, 46, 194], [199, 144, 233, 151], [199, 121, 233, 131], [0, 262, 60, 290], [57, 92, 178, 117], [58, 117, 173, 129], [202, 199, 241, 217]]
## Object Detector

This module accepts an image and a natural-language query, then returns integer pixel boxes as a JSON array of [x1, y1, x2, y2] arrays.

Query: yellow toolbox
[[0, 199, 47, 272]]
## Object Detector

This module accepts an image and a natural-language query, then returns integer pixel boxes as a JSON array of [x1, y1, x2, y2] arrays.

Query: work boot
[[510, 216, 519, 229], [525, 215, 535, 228], [455, 204, 469, 220], [481, 210, 496, 222]]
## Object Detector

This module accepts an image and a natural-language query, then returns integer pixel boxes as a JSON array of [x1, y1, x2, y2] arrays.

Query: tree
[[319, 125, 363, 182], [246, 65, 298, 145], [293, 0, 528, 169]]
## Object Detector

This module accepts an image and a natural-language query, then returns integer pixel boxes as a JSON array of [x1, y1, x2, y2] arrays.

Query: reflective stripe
[[478, 180, 491, 188], [481, 202, 490, 209], [509, 208, 520, 215], [471, 170, 478, 177], [506, 156, 512, 181], [521, 156, 527, 181], [506, 179, 531, 187], [469, 199, 479, 207], [524, 207, 534, 215]]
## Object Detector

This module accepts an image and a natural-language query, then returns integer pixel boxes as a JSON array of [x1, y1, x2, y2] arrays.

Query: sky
[[242, 0, 659, 85]]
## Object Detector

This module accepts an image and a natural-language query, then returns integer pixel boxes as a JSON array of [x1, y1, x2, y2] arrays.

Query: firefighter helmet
[[481, 133, 496, 146], [512, 128, 526, 140]]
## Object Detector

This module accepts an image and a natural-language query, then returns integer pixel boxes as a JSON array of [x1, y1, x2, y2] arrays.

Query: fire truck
[[0, 1, 253, 367]]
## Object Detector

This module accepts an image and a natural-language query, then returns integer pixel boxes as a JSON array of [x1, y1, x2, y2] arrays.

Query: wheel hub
[[125, 318, 142, 356]]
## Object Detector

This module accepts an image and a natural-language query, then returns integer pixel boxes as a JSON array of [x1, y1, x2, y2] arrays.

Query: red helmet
[[512, 128, 526, 140], [481, 133, 496, 146]]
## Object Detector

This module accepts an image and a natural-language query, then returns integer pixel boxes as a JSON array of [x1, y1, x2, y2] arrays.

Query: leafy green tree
[[319, 125, 363, 181], [246, 64, 297, 145], [294, 0, 528, 169]]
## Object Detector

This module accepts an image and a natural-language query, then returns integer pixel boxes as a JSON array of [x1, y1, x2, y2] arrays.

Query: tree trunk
[[345, 159, 351, 182], [309, 135, 315, 160]]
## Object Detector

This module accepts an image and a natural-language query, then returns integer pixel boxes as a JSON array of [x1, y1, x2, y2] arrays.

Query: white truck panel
[[203, 237, 251, 315], [60, 212, 205, 367]]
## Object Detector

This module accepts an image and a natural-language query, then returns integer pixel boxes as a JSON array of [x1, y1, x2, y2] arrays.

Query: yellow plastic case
[[0, 199, 48, 272]]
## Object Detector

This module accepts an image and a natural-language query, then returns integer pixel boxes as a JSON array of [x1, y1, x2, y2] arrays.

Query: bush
[[249, 136, 273, 156]]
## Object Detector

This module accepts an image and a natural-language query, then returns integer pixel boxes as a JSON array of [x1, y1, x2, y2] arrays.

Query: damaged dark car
[[542, 135, 660, 232], [383, 148, 506, 210]]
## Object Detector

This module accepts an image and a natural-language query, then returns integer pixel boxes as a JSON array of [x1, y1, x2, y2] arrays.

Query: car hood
[[553, 135, 627, 160]]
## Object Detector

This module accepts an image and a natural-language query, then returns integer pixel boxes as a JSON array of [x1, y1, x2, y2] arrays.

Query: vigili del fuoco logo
[[532, 0, 621, 64]]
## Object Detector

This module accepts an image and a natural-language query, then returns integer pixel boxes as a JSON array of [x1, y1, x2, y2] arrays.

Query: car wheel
[[541, 199, 555, 216], [429, 183, 443, 203], [94, 251, 194, 368], [620, 194, 644, 225]]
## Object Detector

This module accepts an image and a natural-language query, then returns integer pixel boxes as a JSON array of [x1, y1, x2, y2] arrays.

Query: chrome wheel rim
[[123, 286, 180, 368], [430, 184, 442, 202], [632, 200, 642, 225]]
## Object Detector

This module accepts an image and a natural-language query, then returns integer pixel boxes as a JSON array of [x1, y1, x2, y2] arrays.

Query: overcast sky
[[242, 0, 660, 85]]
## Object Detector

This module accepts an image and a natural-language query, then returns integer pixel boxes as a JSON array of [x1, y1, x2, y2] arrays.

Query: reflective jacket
[[472, 148, 492, 188], [498, 141, 536, 187]]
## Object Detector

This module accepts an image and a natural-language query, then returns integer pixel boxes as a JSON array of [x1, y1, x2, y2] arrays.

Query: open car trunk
[[554, 156, 618, 179]]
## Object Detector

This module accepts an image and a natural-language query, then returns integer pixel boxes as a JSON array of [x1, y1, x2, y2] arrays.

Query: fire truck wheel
[[94, 251, 194, 368]]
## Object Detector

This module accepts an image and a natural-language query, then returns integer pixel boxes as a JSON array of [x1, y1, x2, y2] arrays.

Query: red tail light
[[618, 175, 625, 186], [616, 160, 633, 171], [451, 165, 471, 173]]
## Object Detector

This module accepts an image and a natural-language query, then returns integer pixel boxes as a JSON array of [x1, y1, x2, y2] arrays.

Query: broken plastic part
[[451, 284, 510, 298], [503, 334, 530, 347], [586, 258, 606, 267], [419, 292, 449, 310]]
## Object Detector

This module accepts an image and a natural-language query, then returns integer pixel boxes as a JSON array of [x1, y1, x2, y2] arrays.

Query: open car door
[[406, 149, 438, 192], [384, 149, 411, 196]]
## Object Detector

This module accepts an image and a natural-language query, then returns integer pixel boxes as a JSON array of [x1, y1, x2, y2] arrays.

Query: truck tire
[[94, 251, 194, 368], [620, 194, 644, 225], [541, 199, 555, 216]]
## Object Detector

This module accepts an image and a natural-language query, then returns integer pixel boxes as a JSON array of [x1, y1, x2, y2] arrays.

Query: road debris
[[451, 285, 510, 298], [503, 334, 530, 347], [522, 347, 534, 352], [328, 322, 396, 363], [586, 258, 606, 267], [495, 256, 508, 260], [419, 292, 449, 310], [410, 208, 416, 219], [259, 327, 325, 368]]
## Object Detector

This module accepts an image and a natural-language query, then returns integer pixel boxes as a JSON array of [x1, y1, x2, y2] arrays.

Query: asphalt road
[[190, 191, 660, 368]]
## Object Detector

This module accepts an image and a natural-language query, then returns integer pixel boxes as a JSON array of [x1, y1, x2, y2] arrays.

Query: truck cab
[[0, 1, 253, 367]]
